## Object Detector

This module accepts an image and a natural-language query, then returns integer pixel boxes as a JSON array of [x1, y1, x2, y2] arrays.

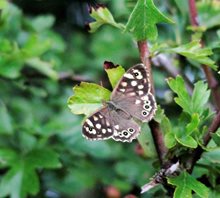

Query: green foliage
[[168, 171, 210, 198], [1, 0, 220, 197], [68, 82, 111, 116], [167, 76, 210, 116], [89, 6, 124, 32], [167, 41, 217, 70], [125, 0, 173, 41]]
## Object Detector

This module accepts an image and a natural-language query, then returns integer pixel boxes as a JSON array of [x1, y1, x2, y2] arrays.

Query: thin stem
[[137, 40, 167, 165], [188, 0, 220, 110]]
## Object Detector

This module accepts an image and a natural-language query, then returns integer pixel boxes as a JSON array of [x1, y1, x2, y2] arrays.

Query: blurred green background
[[0, 0, 220, 197]]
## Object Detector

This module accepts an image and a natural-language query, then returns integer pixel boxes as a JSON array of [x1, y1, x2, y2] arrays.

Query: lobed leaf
[[88, 6, 124, 33], [168, 41, 217, 70], [168, 171, 209, 198], [167, 76, 210, 117], [167, 76, 191, 114], [125, 0, 173, 41], [68, 82, 111, 116]]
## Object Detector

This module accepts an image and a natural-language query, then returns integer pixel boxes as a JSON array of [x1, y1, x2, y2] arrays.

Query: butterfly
[[82, 63, 157, 142]]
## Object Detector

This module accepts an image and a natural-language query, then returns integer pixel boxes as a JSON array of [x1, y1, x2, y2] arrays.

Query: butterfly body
[[82, 64, 157, 142]]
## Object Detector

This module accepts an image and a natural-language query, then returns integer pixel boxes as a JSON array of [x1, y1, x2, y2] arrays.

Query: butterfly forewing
[[111, 64, 157, 122], [82, 107, 114, 140]]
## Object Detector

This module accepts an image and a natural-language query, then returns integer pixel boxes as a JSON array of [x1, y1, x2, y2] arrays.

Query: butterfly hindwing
[[82, 108, 114, 140], [109, 109, 141, 142]]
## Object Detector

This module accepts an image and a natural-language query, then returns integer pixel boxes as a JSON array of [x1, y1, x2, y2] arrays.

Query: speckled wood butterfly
[[82, 63, 157, 142]]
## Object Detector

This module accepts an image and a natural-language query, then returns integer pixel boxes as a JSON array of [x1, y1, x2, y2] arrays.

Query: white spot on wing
[[121, 82, 127, 87], [138, 91, 144, 95], [102, 129, 106, 133], [94, 116, 98, 121], [138, 85, 144, 89], [142, 95, 149, 100], [124, 73, 134, 79], [86, 119, 94, 127], [135, 100, 141, 104], [129, 92, 136, 96], [119, 88, 125, 92], [96, 124, 101, 129], [114, 125, 119, 130], [131, 81, 137, 86], [107, 128, 112, 132]]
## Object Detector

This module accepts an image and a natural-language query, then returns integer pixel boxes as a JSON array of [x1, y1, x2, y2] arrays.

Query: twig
[[188, 0, 220, 110], [137, 40, 167, 165]]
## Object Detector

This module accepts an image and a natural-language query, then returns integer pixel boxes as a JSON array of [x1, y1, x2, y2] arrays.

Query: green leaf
[[0, 148, 17, 167], [202, 148, 220, 164], [0, 0, 7, 9], [167, 76, 210, 117], [211, 129, 220, 146], [137, 123, 157, 158], [105, 65, 125, 88], [25, 58, 58, 80], [0, 162, 39, 198], [175, 134, 198, 148], [26, 148, 61, 169], [167, 76, 191, 114], [125, 0, 173, 41], [191, 81, 210, 115], [165, 132, 176, 149], [29, 15, 55, 32], [168, 171, 209, 198], [67, 82, 111, 116], [198, 1, 220, 29], [89, 6, 124, 33], [0, 101, 13, 134], [168, 41, 217, 70], [186, 113, 200, 136]]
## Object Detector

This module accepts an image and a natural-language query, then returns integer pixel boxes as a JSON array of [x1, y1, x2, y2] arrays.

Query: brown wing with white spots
[[109, 109, 141, 142], [111, 63, 157, 122], [111, 63, 150, 99], [82, 107, 114, 140]]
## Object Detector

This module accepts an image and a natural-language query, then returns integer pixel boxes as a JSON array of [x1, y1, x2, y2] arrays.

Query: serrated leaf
[[89, 6, 124, 33], [105, 65, 125, 88], [67, 82, 111, 116], [191, 81, 210, 115], [125, 0, 173, 41], [167, 76, 210, 117], [175, 134, 198, 148], [168, 171, 209, 198], [167, 76, 191, 114], [168, 41, 217, 70], [0, 162, 39, 198], [186, 113, 200, 136]]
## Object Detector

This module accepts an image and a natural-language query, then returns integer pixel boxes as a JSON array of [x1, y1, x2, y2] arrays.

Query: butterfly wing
[[82, 106, 140, 142], [111, 63, 157, 122], [109, 109, 141, 142], [82, 107, 114, 140]]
